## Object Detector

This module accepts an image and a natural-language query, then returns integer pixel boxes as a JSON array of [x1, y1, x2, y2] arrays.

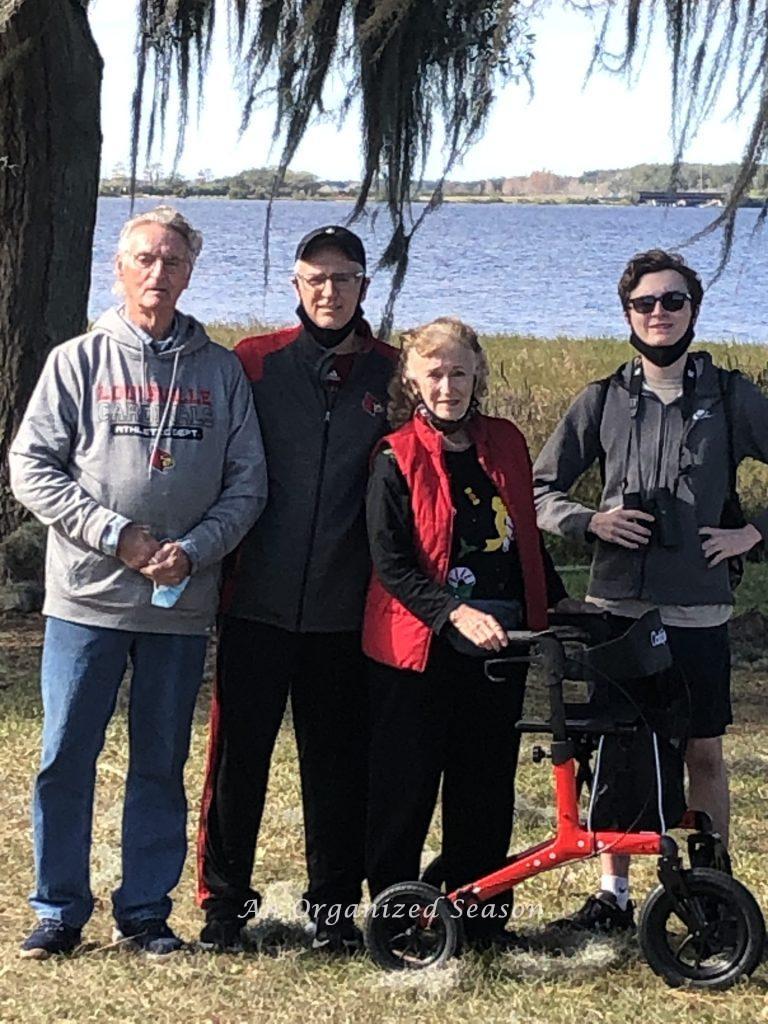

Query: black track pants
[[197, 618, 369, 923]]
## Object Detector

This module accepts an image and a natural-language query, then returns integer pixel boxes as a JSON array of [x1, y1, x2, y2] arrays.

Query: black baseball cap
[[295, 225, 366, 270]]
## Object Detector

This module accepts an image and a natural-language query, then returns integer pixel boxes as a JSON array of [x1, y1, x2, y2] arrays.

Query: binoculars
[[623, 487, 681, 550]]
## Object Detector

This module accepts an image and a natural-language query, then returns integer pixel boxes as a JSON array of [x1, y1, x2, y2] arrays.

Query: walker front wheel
[[364, 881, 461, 971], [638, 867, 765, 990]]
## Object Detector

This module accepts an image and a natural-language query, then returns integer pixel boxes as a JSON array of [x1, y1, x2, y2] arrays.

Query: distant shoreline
[[99, 160, 768, 207], [98, 193, 765, 208], [99, 193, 625, 205]]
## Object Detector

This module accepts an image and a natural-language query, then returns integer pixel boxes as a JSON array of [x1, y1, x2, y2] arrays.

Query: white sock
[[600, 874, 630, 911]]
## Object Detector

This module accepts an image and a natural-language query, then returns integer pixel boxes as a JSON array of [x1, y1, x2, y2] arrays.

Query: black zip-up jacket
[[222, 322, 397, 632], [533, 352, 768, 606]]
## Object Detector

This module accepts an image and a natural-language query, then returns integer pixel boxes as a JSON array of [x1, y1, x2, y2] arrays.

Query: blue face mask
[[151, 576, 191, 609]]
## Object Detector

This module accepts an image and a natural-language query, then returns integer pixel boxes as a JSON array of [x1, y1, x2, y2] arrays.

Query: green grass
[[1, 568, 767, 1022]]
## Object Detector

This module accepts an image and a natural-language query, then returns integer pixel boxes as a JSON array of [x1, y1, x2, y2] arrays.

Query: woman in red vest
[[363, 317, 565, 948]]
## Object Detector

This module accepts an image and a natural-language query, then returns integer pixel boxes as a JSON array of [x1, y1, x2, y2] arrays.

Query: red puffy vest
[[363, 412, 549, 672]]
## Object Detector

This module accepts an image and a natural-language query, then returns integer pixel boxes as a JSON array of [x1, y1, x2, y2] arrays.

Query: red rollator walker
[[364, 610, 765, 989]]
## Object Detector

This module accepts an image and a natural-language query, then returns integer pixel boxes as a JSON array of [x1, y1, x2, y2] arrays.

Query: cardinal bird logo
[[151, 448, 175, 473], [362, 392, 385, 416]]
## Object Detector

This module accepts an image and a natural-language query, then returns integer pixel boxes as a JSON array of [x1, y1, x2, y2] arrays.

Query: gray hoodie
[[9, 307, 267, 634], [533, 352, 768, 606]]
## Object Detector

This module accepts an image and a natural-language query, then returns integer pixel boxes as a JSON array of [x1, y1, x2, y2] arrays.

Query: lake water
[[91, 198, 768, 342]]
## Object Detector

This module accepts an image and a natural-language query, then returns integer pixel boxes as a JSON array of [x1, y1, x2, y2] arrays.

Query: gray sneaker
[[113, 918, 184, 958]]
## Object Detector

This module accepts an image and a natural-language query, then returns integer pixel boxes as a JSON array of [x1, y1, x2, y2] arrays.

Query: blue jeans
[[30, 617, 207, 929]]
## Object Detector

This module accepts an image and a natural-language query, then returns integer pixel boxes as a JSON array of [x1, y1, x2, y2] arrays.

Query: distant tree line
[[100, 164, 354, 200], [100, 162, 768, 203], [579, 163, 768, 196], [437, 163, 768, 200]]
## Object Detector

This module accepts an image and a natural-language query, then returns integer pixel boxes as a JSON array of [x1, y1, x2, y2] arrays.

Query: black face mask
[[296, 302, 364, 350], [416, 398, 478, 436], [629, 323, 696, 367]]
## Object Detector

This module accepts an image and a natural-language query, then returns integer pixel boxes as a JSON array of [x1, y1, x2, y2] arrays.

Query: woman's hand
[[448, 605, 508, 652], [589, 506, 655, 549], [699, 524, 762, 567]]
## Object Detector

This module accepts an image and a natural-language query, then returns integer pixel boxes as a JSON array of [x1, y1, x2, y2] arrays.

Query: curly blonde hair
[[388, 316, 489, 429]]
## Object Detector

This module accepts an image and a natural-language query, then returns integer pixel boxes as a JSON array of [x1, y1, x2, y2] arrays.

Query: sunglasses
[[626, 290, 691, 315]]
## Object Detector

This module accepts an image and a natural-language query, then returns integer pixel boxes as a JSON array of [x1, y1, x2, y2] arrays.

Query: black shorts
[[665, 622, 733, 740], [606, 616, 732, 740]]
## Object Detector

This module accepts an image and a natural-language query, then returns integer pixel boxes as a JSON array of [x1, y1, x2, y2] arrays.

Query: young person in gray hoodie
[[533, 249, 768, 933], [11, 207, 267, 960]]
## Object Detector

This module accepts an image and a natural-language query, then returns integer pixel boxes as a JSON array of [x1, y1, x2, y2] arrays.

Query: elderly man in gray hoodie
[[10, 207, 267, 960]]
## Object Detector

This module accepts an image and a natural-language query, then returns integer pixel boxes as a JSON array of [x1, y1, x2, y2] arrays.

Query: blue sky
[[90, 1, 755, 181]]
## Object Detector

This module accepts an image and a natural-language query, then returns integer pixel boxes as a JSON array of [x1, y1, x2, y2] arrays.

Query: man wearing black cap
[[196, 226, 396, 952]]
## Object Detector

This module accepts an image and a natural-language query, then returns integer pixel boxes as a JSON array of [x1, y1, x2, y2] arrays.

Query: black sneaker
[[306, 919, 364, 955], [19, 919, 81, 960], [550, 891, 635, 934], [113, 918, 184, 958], [199, 917, 245, 953]]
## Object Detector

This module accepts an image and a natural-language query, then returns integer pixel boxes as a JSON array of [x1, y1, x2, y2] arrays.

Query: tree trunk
[[0, 0, 102, 537]]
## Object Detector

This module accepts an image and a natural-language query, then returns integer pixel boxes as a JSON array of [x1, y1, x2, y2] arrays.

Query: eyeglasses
[[294, 272, 365, 291], [626, 291, 691, 315], [129, 252, 189, 273]]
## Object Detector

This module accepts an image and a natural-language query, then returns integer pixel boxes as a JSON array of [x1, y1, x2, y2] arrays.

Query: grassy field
[[1, 569, 767, 1023], [1, 333, 767, 1023]]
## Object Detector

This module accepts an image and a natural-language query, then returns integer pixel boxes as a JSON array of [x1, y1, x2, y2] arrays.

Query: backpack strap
[[716, 367, 749, 588], [594, 370, 618, 483], [717, 367, 739, 499]]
